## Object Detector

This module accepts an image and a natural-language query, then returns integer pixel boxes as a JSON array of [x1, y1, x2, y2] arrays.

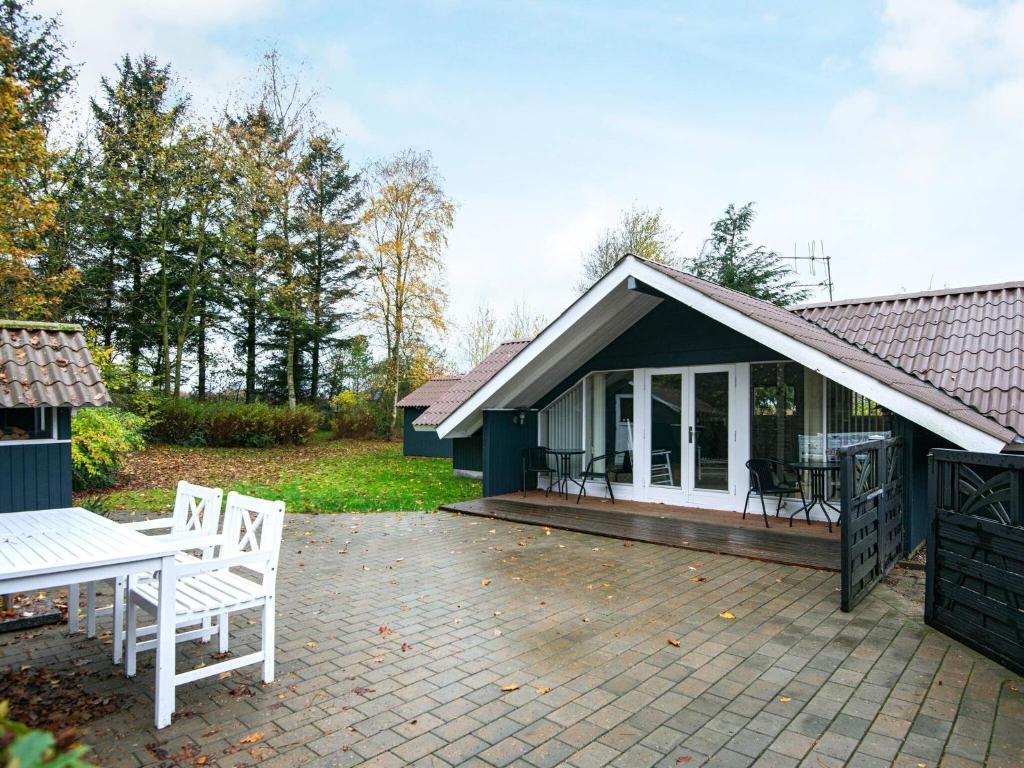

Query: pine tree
[[687, 203, 808, 307]]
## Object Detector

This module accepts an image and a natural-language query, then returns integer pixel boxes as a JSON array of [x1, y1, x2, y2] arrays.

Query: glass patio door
[[641, 365, 735, 508]]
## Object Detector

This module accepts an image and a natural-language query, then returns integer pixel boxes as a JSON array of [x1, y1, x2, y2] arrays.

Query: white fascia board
[[435, 259, 639, 438], [635, 264, 1007, 453], [437, 255, 1007, 452]]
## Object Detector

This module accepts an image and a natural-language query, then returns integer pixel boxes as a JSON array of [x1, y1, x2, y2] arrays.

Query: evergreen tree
[[687, 202, 808, 307], [295, 132, 363, 401]]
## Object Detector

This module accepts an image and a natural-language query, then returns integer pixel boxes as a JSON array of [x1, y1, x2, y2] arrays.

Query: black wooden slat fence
[[838, 436, 904, 612], [926, 449, 1024, 676]]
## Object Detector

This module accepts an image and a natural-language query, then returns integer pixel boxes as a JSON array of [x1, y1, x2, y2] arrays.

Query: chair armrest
[[153, 532, 222, 551], [122, 517, 175, 532], [173, 550, 268, 576]]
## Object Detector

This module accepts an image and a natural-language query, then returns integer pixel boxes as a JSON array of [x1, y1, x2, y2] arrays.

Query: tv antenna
[[791, 240, 834, 301]]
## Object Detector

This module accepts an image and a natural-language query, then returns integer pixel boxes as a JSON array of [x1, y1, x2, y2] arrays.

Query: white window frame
[[0, 406, 67, 446]]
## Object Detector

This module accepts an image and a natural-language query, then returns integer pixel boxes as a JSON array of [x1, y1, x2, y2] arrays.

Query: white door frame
[[635, 364, 744, 511]]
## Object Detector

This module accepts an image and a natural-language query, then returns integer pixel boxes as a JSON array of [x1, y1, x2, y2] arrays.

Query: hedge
[[147, 399, 318, 448]]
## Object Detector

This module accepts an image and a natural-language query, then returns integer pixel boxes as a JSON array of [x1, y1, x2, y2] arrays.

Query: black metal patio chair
[[743, 458, 806, 528], [576, 451, 630, 504], [522, 447, 557, 497]]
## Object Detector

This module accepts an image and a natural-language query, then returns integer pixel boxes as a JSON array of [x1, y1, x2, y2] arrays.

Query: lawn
[[85, 437, 481, 514]]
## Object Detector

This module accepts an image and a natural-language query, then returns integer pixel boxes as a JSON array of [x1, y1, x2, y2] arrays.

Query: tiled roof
[[795, 282, 1024, 438], [643, 261, 1019, 444], [397, 376, 462, 408], [0, 322, 112, 408], [414, 340, 532, 428]]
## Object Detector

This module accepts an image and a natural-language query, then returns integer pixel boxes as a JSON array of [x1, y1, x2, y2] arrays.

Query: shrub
[[0, 701, 95, 767], [71, 407, 146, 491], [146, 398, 317, 448], [332, 391, 378, 439]]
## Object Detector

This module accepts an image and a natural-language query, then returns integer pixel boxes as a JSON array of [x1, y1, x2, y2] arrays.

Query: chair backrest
[[523, 446, 553, 471], [171, 481, 224, 537], [220, 491, 285, 592], [746, 458, 778, 492]]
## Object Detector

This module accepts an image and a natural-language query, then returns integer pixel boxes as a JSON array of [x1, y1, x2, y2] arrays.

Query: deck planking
[[439, 493, 840, 570]]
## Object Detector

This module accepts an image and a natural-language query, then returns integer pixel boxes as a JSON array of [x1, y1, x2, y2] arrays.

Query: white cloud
[[873, 0, 987, 85]]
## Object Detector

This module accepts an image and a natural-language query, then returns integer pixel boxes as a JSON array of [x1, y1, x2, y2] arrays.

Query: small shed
[[398, 376, 460, 458], [0, 320, 111, 513]]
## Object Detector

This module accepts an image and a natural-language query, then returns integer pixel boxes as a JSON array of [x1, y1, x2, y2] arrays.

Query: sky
[[39, 0, 1024, 366]]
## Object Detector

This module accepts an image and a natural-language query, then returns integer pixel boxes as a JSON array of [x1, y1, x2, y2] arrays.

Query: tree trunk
[[310, 336, 320, 403], [286, 325, 296, 410], [245, 297, 257, 404], [197, 297, 207, 400]]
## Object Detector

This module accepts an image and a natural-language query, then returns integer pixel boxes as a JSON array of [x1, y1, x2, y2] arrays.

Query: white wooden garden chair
[[124, 492, 284, 714], [70, 481, 223, 663]]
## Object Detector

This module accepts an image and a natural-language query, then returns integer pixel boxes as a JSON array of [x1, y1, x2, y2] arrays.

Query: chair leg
[[67, 584, 79, 634], [261, 601, 275, 683], [86, 582, 97, 638], [218, 612, 229, 654], [575, 479, 585, 505], [759, 493, 769, 528], [112, 577, 125, 664], [125, 598, 138, 678], [606, 474, 615, 504], [742, 492, 750, 520]]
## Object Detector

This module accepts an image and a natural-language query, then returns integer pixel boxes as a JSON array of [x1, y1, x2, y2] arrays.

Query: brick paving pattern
[[2, 511, 1022, 767]]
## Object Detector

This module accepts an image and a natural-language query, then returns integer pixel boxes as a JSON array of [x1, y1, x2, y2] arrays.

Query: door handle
[[688, 426, 693, 444]]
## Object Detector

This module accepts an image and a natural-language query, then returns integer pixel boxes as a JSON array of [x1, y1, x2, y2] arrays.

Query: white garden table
[[0, 507, 180, 728]]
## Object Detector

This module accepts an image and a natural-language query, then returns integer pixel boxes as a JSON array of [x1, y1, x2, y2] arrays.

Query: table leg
[[67, 583, 79, 634], [154, 554, 176, 729]]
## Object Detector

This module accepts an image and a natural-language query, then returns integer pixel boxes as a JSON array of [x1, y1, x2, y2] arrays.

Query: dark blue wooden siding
[[894, 415, 953, 553], [453, 432, 483, 473], [483, 410, 538, 497], [0, 443, 73, 512], [533, 300, 782, 409], [402, 407, 453, 458]]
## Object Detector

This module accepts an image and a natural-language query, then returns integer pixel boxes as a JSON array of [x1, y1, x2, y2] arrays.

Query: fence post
[[924, 452, 937, 626]]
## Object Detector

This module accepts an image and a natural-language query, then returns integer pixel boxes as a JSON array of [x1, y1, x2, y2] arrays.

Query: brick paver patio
[[3, 511, 1022, 767]]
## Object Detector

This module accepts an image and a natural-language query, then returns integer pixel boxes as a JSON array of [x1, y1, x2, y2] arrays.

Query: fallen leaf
[[690, 576, 707, 583], [668, 639, 681, 647], [500, 684, 519, 692], [401, 643, 411, 652], [305, 640, 318, 649], [482, 579, 492, 587], [719, 612, 735, 620], [239, 732, 264, 744], [676, 758, 691, 764], [623, 542, 634, 548], [193, 756, 209, 765], [779, 696, 791, 703], [378, 625, 392, 638], [536, 687, 551, 694]]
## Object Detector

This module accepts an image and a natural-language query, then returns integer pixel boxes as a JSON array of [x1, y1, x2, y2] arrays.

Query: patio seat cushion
[[131, 570, 265, 616]]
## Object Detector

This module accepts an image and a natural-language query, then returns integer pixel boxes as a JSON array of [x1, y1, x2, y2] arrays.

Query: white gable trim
[[437, 257, 1008, 452]]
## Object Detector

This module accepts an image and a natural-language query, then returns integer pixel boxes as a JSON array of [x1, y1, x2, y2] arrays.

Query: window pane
[[586, 371, 634, 485], [0, 407, 50, 441], [825, 381, 892, 456], [694, 371, 729, 491], [750, 362, 807, 465], [650, 374, 682, 487]]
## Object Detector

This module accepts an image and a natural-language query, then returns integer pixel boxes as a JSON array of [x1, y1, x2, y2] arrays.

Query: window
[[0, 407, 55, 442], [586, 370, 634, 484], [749, 363, 819, 466]]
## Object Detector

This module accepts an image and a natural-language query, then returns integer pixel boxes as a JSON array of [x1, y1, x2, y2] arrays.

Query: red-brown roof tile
[[414, 340, 531, 428], [796, 282, 1024, 438], [397, 376, 462, 409]]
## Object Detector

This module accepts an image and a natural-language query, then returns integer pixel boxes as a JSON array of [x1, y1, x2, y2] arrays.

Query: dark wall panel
[[895, 415, 954, 553], [533, 299, 781, 409], [483, 410, 538, 497], [453, 432, 483, 473], [0, 441, 73, 513], [402, 407, 453, 458]]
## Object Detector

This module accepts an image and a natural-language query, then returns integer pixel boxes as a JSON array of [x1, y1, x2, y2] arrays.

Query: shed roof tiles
[[414, 340, 531, 428], [397, 376, 462, 409], [0, 322, 112, 408]]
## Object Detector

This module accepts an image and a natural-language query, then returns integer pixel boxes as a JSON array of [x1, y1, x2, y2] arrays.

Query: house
[[412, 256, 1024, 552], [397, 376, 460, 458], [0, 320, 111, 513]]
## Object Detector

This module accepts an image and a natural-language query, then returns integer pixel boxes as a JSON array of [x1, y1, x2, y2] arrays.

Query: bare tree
[[577, 205, 679, 292], [360, 149, 455, 433]]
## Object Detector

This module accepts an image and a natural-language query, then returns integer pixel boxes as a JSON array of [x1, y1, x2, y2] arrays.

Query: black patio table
[[548, 448, 587, 499], [789, 459, 841, 532]]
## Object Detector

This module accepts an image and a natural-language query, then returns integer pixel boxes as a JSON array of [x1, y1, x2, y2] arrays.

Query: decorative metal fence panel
[[926, 450, 1024, 676], [838, 436, 904, 612]]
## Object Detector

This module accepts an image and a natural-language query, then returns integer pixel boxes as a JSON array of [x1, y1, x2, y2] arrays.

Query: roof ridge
[[0, 319, 84, 332], [796, 280, 1024, 309]]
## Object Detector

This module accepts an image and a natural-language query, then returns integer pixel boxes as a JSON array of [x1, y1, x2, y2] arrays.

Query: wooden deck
[[439, 491, 840, 570]]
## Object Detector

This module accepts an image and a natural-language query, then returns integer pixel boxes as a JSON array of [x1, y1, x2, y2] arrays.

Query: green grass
[[89, 440, 481, 514]]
